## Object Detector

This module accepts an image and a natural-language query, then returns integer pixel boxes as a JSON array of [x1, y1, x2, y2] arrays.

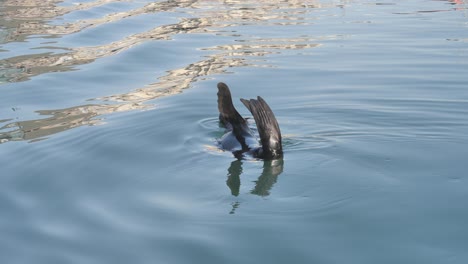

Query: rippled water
[[1, 0, 468, 263]]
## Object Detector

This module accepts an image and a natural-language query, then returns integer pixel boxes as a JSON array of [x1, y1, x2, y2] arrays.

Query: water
[[1, 0, 468, 263]]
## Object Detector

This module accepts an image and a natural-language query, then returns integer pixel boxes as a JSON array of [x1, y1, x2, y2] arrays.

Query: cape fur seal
[[217, 82, 283, 160]]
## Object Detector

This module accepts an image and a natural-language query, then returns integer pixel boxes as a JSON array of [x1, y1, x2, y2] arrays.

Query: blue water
[[1, 0, 468, 263]]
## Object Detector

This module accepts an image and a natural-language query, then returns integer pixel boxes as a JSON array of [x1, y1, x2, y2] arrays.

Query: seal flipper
[[217, 82, 251, 151], [241, 97, 283, 159], [217, 82, 246, 128]]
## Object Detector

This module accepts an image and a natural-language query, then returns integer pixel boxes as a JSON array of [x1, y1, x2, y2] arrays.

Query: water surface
[[1, 0, 468, 263]]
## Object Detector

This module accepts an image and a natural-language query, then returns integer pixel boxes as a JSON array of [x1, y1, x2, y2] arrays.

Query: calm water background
[[1, 0, 468, 263]]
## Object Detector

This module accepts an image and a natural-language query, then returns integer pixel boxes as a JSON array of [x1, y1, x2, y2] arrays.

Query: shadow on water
[[226, 160, 243, 197], [226, 158, 284, 214], [227, 159, 284, 197], [250, 159, 284, 196]]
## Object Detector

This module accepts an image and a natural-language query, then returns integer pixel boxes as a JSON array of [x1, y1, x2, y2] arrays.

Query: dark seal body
[[217, 82, 283, 160]]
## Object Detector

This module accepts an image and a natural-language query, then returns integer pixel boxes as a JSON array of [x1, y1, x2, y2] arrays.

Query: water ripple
[[1, 0, 332, 144]]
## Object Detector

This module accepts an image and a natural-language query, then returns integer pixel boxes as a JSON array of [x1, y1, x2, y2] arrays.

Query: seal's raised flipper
[[240, 97, 283, 159], [217, 82, 246, 128], [217, 82, 252, 151]]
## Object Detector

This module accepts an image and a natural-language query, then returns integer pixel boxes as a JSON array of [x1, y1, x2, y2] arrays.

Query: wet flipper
[[217, 82, 246, 128], [217, 82, 252, 151], [240, 97, 283, 159]]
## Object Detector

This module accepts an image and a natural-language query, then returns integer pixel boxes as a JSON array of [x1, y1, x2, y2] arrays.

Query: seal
[[217, 82, 283, 160]]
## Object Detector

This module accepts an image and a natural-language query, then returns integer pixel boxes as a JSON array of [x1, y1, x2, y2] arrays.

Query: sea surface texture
[[1, 0, 468, 263]]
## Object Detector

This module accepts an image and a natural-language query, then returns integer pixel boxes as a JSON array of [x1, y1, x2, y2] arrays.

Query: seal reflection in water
[[217, 82, 283, 160], [227, 158, 284, 214], [226, 159, 284, 197]]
